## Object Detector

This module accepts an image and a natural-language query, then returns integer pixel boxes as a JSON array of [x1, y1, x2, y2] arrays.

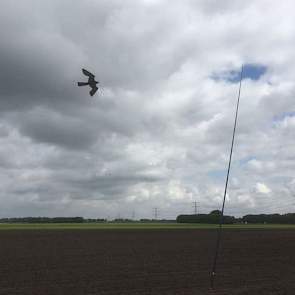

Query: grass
[[1, 222, 295, 230]]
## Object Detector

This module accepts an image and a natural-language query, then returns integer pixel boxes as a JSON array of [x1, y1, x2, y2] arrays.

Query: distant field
[[1, 222, 295, 230]]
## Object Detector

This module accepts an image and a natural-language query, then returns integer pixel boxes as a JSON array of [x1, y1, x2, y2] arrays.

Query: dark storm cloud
[[0, 0, 177, 149], [0, 0, 185, 112], [63, 173, 164, 200], [19, 115, 96, 150], [0, 124, 10, 137], [0, 14, 83, 111], [13, 108, 99, 150]]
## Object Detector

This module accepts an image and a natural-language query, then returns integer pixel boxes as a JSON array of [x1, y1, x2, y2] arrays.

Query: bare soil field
[[0, 229, 294, 294]]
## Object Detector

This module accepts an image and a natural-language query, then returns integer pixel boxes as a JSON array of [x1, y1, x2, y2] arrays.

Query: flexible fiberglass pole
[[210, 65, 244, 288]]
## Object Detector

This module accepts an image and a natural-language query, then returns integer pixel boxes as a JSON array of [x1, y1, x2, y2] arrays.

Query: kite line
[[210, 65, 244, 288]]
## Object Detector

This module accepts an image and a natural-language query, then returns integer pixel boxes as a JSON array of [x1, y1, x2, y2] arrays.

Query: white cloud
[[0, 0, 294, 218], [255, 182, 271, 194]]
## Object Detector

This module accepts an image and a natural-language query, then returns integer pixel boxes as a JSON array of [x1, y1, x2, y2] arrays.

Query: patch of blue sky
[[208, 169, 227, 179], [272, 111, 295, 123], [239, 156, 256, 166], [212, 63, 267, 83], [208, 156, 253, 179]]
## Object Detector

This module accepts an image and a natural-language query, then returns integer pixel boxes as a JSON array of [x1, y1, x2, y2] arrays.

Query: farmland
[[0, 227, 295, 294], [1, 222, 295, 230]]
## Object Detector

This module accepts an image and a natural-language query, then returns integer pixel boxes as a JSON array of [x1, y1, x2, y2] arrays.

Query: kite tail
[[77, 82, 89, 86]]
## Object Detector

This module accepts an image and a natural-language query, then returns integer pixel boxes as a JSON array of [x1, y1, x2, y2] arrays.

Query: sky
[[0, 0, 294, 219]]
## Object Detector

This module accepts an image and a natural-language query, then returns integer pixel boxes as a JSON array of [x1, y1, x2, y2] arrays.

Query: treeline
[[0, 217, 176, 223], [177, 210, 235, 224], [242, 213, 295, 224], [0, 217, 106, 223], [2, 213, 295, 224], [177, 211, 295, 224]]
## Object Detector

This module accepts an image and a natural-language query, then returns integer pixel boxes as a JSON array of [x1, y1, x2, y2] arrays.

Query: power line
[[210, 65, 244, 288], [131, 210, 135, 220], [153, 207, 159, 220], [192, 201, 198, 215]]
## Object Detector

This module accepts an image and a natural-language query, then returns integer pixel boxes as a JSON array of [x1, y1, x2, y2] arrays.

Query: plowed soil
[[0, 229, 295, 294]]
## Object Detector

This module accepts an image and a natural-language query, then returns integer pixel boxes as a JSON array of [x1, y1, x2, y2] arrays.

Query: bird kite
[[77, 68, 99, 96]]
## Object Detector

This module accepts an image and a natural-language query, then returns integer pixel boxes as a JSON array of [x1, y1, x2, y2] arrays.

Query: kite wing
[[82, 68, 95, 78], [89, 86, 98, 96]]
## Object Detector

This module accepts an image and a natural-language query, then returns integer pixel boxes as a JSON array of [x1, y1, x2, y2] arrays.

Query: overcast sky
[[0, 0, 294, 219]]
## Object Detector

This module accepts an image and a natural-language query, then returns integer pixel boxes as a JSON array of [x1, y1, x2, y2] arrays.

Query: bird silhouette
[[77, 69, 99, 96]]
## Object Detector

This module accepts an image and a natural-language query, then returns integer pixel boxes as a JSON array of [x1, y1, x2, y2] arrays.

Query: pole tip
[[210, 271, 216, 288]]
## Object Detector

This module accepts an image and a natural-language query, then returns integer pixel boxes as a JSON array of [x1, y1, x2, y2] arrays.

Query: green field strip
[[1, 222, 295, 230]]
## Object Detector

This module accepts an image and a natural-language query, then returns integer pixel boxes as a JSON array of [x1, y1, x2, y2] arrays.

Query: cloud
[[255, 182, 271, 194], [0, 0, 295, 218]]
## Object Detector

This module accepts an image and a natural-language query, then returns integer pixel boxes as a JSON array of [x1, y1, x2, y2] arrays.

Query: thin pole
[[210, 65, 244, 288], [193, 201, 197, 215], [153, 207, 158, 220]]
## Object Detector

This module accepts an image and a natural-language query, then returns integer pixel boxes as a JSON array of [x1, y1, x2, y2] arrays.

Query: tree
[[210, 210, 222, 215]]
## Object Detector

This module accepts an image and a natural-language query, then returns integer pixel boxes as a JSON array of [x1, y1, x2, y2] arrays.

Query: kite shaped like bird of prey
[[77, 68, 99, 96]]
